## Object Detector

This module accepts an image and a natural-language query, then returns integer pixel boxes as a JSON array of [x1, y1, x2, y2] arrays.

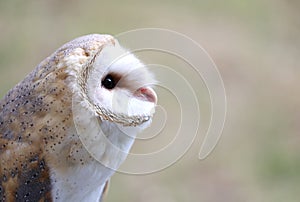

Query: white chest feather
[[49, 99, 142, 201]]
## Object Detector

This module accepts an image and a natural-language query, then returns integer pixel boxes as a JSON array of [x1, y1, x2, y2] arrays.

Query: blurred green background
[[1, 0, 299, 201]]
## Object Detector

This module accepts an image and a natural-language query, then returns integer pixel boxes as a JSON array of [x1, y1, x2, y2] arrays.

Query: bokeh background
[[1, 0, 299, 201]]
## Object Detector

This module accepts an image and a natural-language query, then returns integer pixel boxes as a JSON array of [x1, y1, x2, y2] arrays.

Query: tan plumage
[[0, 34, 157, 201]]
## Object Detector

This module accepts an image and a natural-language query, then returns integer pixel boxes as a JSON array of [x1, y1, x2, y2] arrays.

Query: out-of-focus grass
[[1, 0, 299, 201]]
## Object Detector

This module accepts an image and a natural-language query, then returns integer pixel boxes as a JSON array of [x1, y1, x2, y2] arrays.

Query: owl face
[[84, 40, 157, 129]]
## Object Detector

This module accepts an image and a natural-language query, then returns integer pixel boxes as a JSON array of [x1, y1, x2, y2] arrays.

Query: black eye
[[102, 74, 116, 89]]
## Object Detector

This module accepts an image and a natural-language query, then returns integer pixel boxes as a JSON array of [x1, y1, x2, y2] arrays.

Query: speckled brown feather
[[0, 34, 114, 201]]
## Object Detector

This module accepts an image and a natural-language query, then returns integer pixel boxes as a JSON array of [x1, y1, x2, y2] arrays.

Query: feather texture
[[0, 34, 156, 201]]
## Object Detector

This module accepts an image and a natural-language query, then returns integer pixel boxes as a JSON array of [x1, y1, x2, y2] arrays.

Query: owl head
[[63, 34, 157, 132]]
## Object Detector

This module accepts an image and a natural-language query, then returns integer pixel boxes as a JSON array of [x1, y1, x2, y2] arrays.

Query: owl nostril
[[134, 87, 157, 104]]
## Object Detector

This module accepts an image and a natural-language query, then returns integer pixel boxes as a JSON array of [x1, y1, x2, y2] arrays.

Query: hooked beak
[[134, 87, 157, 104]]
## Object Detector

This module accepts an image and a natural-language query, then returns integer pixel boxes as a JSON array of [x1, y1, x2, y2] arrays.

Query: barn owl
[[0, 34, 157, 201]]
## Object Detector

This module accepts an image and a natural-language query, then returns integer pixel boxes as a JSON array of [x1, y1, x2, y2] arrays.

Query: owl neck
[[47, 91, 142, 201], [49, 116, 138, 201]]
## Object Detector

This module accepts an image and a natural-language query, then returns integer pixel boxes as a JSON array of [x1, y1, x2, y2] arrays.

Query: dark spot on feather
[[16, 159, 51, 201]]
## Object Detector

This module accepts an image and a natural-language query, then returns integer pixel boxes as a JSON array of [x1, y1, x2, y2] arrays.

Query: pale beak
[[134, 87, 157, 104]]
